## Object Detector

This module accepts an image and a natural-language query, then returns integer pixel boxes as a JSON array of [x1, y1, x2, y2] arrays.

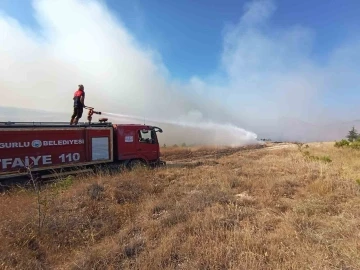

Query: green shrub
[[307, 155, 332, 163], [51, 175, 74, 191], [319, 156, 332, 163], [350, 141, 360, 149], [334, 139, 350, 148], [301, 150, 332, 163]]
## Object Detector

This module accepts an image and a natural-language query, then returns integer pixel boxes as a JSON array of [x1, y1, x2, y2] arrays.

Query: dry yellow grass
[[1, 142, 360, 269]]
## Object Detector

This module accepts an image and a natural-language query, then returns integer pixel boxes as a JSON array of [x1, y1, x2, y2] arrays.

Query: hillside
[[1, 142, 360, 269]]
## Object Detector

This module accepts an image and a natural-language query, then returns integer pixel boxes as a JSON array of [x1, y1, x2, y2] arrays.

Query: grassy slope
[[1, 143, 360, 269]]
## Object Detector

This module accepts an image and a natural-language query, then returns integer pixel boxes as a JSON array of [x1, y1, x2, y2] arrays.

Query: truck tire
[[128, 159, 147, 170]]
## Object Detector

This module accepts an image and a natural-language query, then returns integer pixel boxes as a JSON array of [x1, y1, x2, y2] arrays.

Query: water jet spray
[[100, 111, 259, 146]]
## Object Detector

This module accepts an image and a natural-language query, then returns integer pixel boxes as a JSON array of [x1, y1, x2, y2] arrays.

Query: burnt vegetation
[[1, 143, 360, 269]]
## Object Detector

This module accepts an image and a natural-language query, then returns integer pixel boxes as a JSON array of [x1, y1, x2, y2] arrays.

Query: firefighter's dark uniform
[[70, 85, 85, 125]]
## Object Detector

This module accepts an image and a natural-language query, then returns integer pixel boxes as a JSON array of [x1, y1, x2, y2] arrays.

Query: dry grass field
[[1, 142, 360, 269]]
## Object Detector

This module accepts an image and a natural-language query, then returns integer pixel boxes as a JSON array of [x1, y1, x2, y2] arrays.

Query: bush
[[349, 141, 360, 149], [318, 156, 332, 163], [308, 155, 332, 163], [302, 150, 332, 163], [334, 139, 350, 148]]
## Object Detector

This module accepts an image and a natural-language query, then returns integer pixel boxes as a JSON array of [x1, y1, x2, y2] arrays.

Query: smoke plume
[[1, 0, 360, 144]]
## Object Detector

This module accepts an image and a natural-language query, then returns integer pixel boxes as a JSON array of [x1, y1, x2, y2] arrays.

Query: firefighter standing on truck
[[70, 84, 85, 125]]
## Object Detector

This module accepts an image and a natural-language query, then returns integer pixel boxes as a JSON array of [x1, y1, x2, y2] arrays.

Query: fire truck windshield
[[139, 129, 157, 144]]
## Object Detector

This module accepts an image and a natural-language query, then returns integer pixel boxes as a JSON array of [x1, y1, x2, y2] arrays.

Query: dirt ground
[[161, 142, 295, 167]]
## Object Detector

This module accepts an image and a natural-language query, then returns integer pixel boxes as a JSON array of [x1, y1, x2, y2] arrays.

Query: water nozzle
[[85, 106, 102, 124]]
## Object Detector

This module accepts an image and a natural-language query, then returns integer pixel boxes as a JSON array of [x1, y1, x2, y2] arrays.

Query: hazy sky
[[1, 0, 360, 143]]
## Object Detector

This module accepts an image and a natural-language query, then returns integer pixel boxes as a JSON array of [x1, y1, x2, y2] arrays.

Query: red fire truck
[[0, 116, 165, 181]]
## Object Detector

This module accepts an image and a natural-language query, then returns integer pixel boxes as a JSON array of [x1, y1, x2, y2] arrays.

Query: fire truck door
[[137, 128, 159, 161], [117, 128, 137, 160]]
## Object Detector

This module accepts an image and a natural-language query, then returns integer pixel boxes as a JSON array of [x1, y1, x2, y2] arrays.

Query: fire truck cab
[[113, 124, 164, 167]]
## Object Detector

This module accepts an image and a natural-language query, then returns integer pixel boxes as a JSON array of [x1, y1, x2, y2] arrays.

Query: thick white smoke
[[0, 0, 258, 146], [1, 0, 360, 143]]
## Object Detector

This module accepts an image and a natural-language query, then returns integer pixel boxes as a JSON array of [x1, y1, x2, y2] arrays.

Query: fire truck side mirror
[[152, 127, 163, 133]]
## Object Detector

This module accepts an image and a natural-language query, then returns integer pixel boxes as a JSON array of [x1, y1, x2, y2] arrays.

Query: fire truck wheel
[[128, 159, 147, 170]]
